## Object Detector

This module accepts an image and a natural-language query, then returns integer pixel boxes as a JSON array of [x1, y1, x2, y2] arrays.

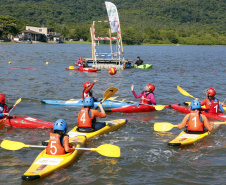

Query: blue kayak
[[41, 99, 138, 108]]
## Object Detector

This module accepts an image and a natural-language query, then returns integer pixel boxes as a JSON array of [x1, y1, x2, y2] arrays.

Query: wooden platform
[[84, 58, 133, 70]]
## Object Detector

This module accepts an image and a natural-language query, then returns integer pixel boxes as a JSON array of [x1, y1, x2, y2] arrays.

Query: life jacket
[[77, 108, 93, 128], [140, 91, 151, 104], [82, 90, 93, 101], [46, 133, 65, 155], [187, 111, 204, 131], [208, 99, 220, 114], [0, 104, 9, 113]]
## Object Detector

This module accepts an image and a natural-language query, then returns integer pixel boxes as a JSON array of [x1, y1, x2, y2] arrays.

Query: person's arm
[[131, 84, 142, 98], [178, 114, 190, 129], [84, 83, 95, 94], [91, 109, 106, 118], [201, 115, 213, 131], [219, 103, 224, 113], [63, 135, 75, 153], [146, 93, 156, 105]]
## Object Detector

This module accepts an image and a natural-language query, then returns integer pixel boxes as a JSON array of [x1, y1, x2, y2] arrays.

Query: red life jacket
[[140, 91, 150, 104], [208, 99, 220, 114], [77, 108, 92, 128], [46, 133, 65, 155], [187, 111, 204, 131], [3, 105, 9, 113], [82, 90, 93, 101]]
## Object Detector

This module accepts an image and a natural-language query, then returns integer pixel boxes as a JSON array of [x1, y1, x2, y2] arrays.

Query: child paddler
[[83, 80, 98, 101], [46, 119, 74, 155], [201, 88, 224, 114], [178, 100, 214, 133], [0, 93, 9, 118], [77, 97, 106, 132], [131, 83, 156, 105], [74, 56, 85, 67]]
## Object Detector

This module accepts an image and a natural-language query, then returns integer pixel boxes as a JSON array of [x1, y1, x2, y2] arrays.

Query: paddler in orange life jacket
[[201, 88, 224, 114], [77, 97, 106, 132], [0, 93, 9, 118], [178, 100, 214, 133], [83, 80, 98, 101], [131, 83, 156, 105], [46, 119, 74, 155]]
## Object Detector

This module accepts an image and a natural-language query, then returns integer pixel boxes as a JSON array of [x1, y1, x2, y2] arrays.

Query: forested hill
[[0, 0, 226, 45]]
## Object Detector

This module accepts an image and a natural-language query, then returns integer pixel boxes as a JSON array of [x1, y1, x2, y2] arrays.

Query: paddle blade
[[154, 105, 166, 111], [14, 98, 22, 107], [108, 96, 118, 100], [1, 140, 26, 150], [93, 144, 121, 158], [154, 122, 178, 132], [177, 85, 194, 99], [102, 87, 118, 102]]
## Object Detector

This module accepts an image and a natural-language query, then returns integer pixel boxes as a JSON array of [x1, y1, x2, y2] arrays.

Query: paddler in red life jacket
[[178, 100, 214, 133], [131, 83, 156, 105], [201, 88, 224, 114], [0, 93, 9, 118], [83, 80, 98, 101], [46, 119, 74, 155], [74, 56, 85, 67], [77, 97, 106, 132]]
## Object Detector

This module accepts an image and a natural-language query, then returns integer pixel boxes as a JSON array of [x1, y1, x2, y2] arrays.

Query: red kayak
[[4, 116, 54, 129], [106, 104, 156, 113], [170, 104, 226, 121], [66, 67, 97, 72]]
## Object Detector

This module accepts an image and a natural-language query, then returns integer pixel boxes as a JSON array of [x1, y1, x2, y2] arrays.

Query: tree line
[[0, 0, 225, 45]]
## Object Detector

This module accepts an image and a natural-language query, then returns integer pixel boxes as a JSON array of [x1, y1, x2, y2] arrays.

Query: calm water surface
[[0, 44, 225, 185]]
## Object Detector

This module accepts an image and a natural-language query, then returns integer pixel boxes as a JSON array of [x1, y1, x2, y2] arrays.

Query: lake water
[[0, 44, 225, 184]]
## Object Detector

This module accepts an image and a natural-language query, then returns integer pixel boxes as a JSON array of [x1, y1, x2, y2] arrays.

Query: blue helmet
[[53, 119, 68, 133], [191, 100, 201, 110], [83, 97, 94, 107]]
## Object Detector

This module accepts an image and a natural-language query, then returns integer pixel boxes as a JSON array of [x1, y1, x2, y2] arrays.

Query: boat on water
[[41, 99, 138, 108], [134, 64, 152, 69], [66, 66, 98, 72], [22, 119, 126, 180]]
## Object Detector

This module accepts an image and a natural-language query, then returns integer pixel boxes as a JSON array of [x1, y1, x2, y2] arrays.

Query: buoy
[[46, 62, 49, 65], [8, 61, 11, 64], [109, 67, 117, 75]]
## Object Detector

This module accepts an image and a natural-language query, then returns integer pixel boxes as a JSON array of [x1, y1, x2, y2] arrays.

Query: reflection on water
[[0, 44, 225, 184]]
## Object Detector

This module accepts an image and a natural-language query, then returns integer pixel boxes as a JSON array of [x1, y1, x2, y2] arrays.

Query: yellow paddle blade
[[153, 105, 166, 111], [108, 96, 118, 100], [1, 140, 28, 150], [213, 121, 226, 125], [177, 85, 194, 99], [91, 144, 121, 158], [102, 87, 118, 103], [154, 122, 178, 132], [69, 66, 75, 69], [14, 98, 22, 106]]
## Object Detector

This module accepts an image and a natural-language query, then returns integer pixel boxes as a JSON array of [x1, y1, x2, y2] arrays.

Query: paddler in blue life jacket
[[134, 56, 145, 66], [0, 93, 9, 118], [178, 100, 214, 133], [46, 119, 75, 155], [77, 97, 106, 132], [201, 88, 224, 114]]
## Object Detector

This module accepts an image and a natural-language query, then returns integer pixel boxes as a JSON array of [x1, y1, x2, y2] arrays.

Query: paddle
[[95, 87, 118, 110], [3, 98, 22, 122], [0, 140, 120, 158], [154, 121, 226, 132], [177, 85, 195, 99]]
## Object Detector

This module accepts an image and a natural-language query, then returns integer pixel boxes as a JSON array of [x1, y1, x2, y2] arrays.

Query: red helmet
[[0, 93, 5, 104], [206, 88, 216, 97], [79, 56, 82, 60], [147, 83, 155, 92], [84, 82, 91, 89]]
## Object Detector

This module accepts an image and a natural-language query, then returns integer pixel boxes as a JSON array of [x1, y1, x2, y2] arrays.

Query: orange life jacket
[[46, 133, 65, 155], [187, 111, 204, 131], [77, 108, 92, 128]]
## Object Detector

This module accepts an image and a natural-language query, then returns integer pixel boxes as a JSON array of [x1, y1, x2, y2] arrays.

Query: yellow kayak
[[168, 124, 221, 146], [22, 136, 86, 180], [68, 119, 127, 140], [22, 119, 126, 180]]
